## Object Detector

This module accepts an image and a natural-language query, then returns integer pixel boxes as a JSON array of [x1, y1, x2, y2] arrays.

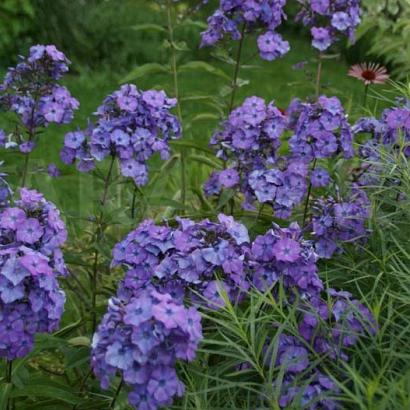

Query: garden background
[[1, 0, 410, 409]]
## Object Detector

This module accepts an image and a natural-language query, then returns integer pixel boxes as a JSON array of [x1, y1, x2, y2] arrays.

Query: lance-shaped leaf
[[121, 63, 169, 83]]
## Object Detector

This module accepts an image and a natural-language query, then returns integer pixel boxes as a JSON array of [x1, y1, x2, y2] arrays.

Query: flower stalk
[[91, 154, 116, 334], [5, 360, 13, 410], [166, 0, 186, 207], [229, 23, 247, 112], [315, 53, 323, 98]]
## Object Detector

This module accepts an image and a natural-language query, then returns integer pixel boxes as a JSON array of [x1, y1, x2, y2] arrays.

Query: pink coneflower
[[348, 62, 389, 85]]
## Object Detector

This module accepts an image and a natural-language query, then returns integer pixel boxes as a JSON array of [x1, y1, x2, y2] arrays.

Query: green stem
[[363, 83, 369, 107], [180, 151, 187, 208], [110, 378, 124, 409], [131, 185, 138, 219], [21, 153, 30, 187], [5, 360, 12, 410], [20, 89, 39, 188], [302, 159, 317, 227], [229, 23, 247, 112], [315, 53, 323, 98], [91, 155, 116, 334], [166, 0, 186, 208]]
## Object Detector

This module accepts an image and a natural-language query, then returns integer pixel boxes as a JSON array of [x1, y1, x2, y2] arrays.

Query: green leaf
[[172, 41, 190, 52], [11, 381, 80, 405], [121, 63, 169, 83], [189, 154, 223, 169], [0, 383, 12, 410], [170, 140, 214, 154], [191, 113, 220, 122], [178, 61, 230, 80], [185, 113, 220, 129], [177, 19, 207, 30], [68, 336, 91, 347], [131, 23, 166, 33], [217, 189, 236, 210], [149, 197, 187, 210]]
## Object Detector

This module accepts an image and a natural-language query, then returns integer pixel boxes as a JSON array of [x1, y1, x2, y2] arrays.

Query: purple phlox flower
[[61, 84, 181, 186], [92, 289, 202, 410]]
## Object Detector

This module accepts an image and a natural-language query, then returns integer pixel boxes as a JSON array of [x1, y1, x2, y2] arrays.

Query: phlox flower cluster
[[278, 369, 339, 409], [250, 222, 323, 298], [113, 214, 251, 308], [204, 96, 290, 209], [247, 158, 309, 217], [271, 289, 375, 409], [353, 103, 410, 185], [296, 0, 361, 52], [205, 95, 356, 219], [311, 186, 370, 258], [93, 214, 251, 409], [248, 224, 375, 408], [91, 288, 202, 410], [298, 288, 377, 359], [201, 0, 362, 59], [0, 188, 68, 359], [99, 214, 376, 409], [60, 84, 181, 186], [201, 1, 290, 61], [0, 45, 79, 154], [287, 96, 354, 161]]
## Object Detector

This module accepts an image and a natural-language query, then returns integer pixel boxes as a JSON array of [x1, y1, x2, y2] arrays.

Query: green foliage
[[357, 0, 410, 79], [0, 0, 35, 65]]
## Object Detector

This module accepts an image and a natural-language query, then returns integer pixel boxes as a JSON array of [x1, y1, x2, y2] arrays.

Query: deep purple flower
[[0, 188, 68, 360], [311, 27, 333, 51], [354, 103, 410, 184], [218, 168, 240, 188], [61, 84, 181, 186], [311, 168, 330, 187], [201, 1, 289, 61], [0, 45, 78, 154], [288, 96, 354, 161], [296, 0, 361, 51], [47, 163, 61, 177], [257, 31, 290, 61], [16, 218, 43, 244], [272, 238, 301, 262], [312, 186, 370, 258], [92, 289, 201, 410]]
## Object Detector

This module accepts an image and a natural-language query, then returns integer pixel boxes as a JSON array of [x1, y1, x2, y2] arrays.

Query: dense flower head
[[298, 288, 377, 361], [277, 371, 339, 409], [311, 186, 370, 258], [0, 45, 78, 153], [113, 214, 251, 308], [250, 222, 323, 299], [255, 290, 374, 409], [92, 288, 202, 410], [60, 84, 181, 185], [353, 103, 410, 185], [0, 188, 68, 359], [296, 0, 361, 51], [247, 156, 309, 217], [264, 335, 340, 409], [288, 96, 354, 161], [210, 96, 286, 164], [255, 281, 375, 408], [201, 1, 289, 61], [205, 95, 355, 217], [205, 96, 289, 208]]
